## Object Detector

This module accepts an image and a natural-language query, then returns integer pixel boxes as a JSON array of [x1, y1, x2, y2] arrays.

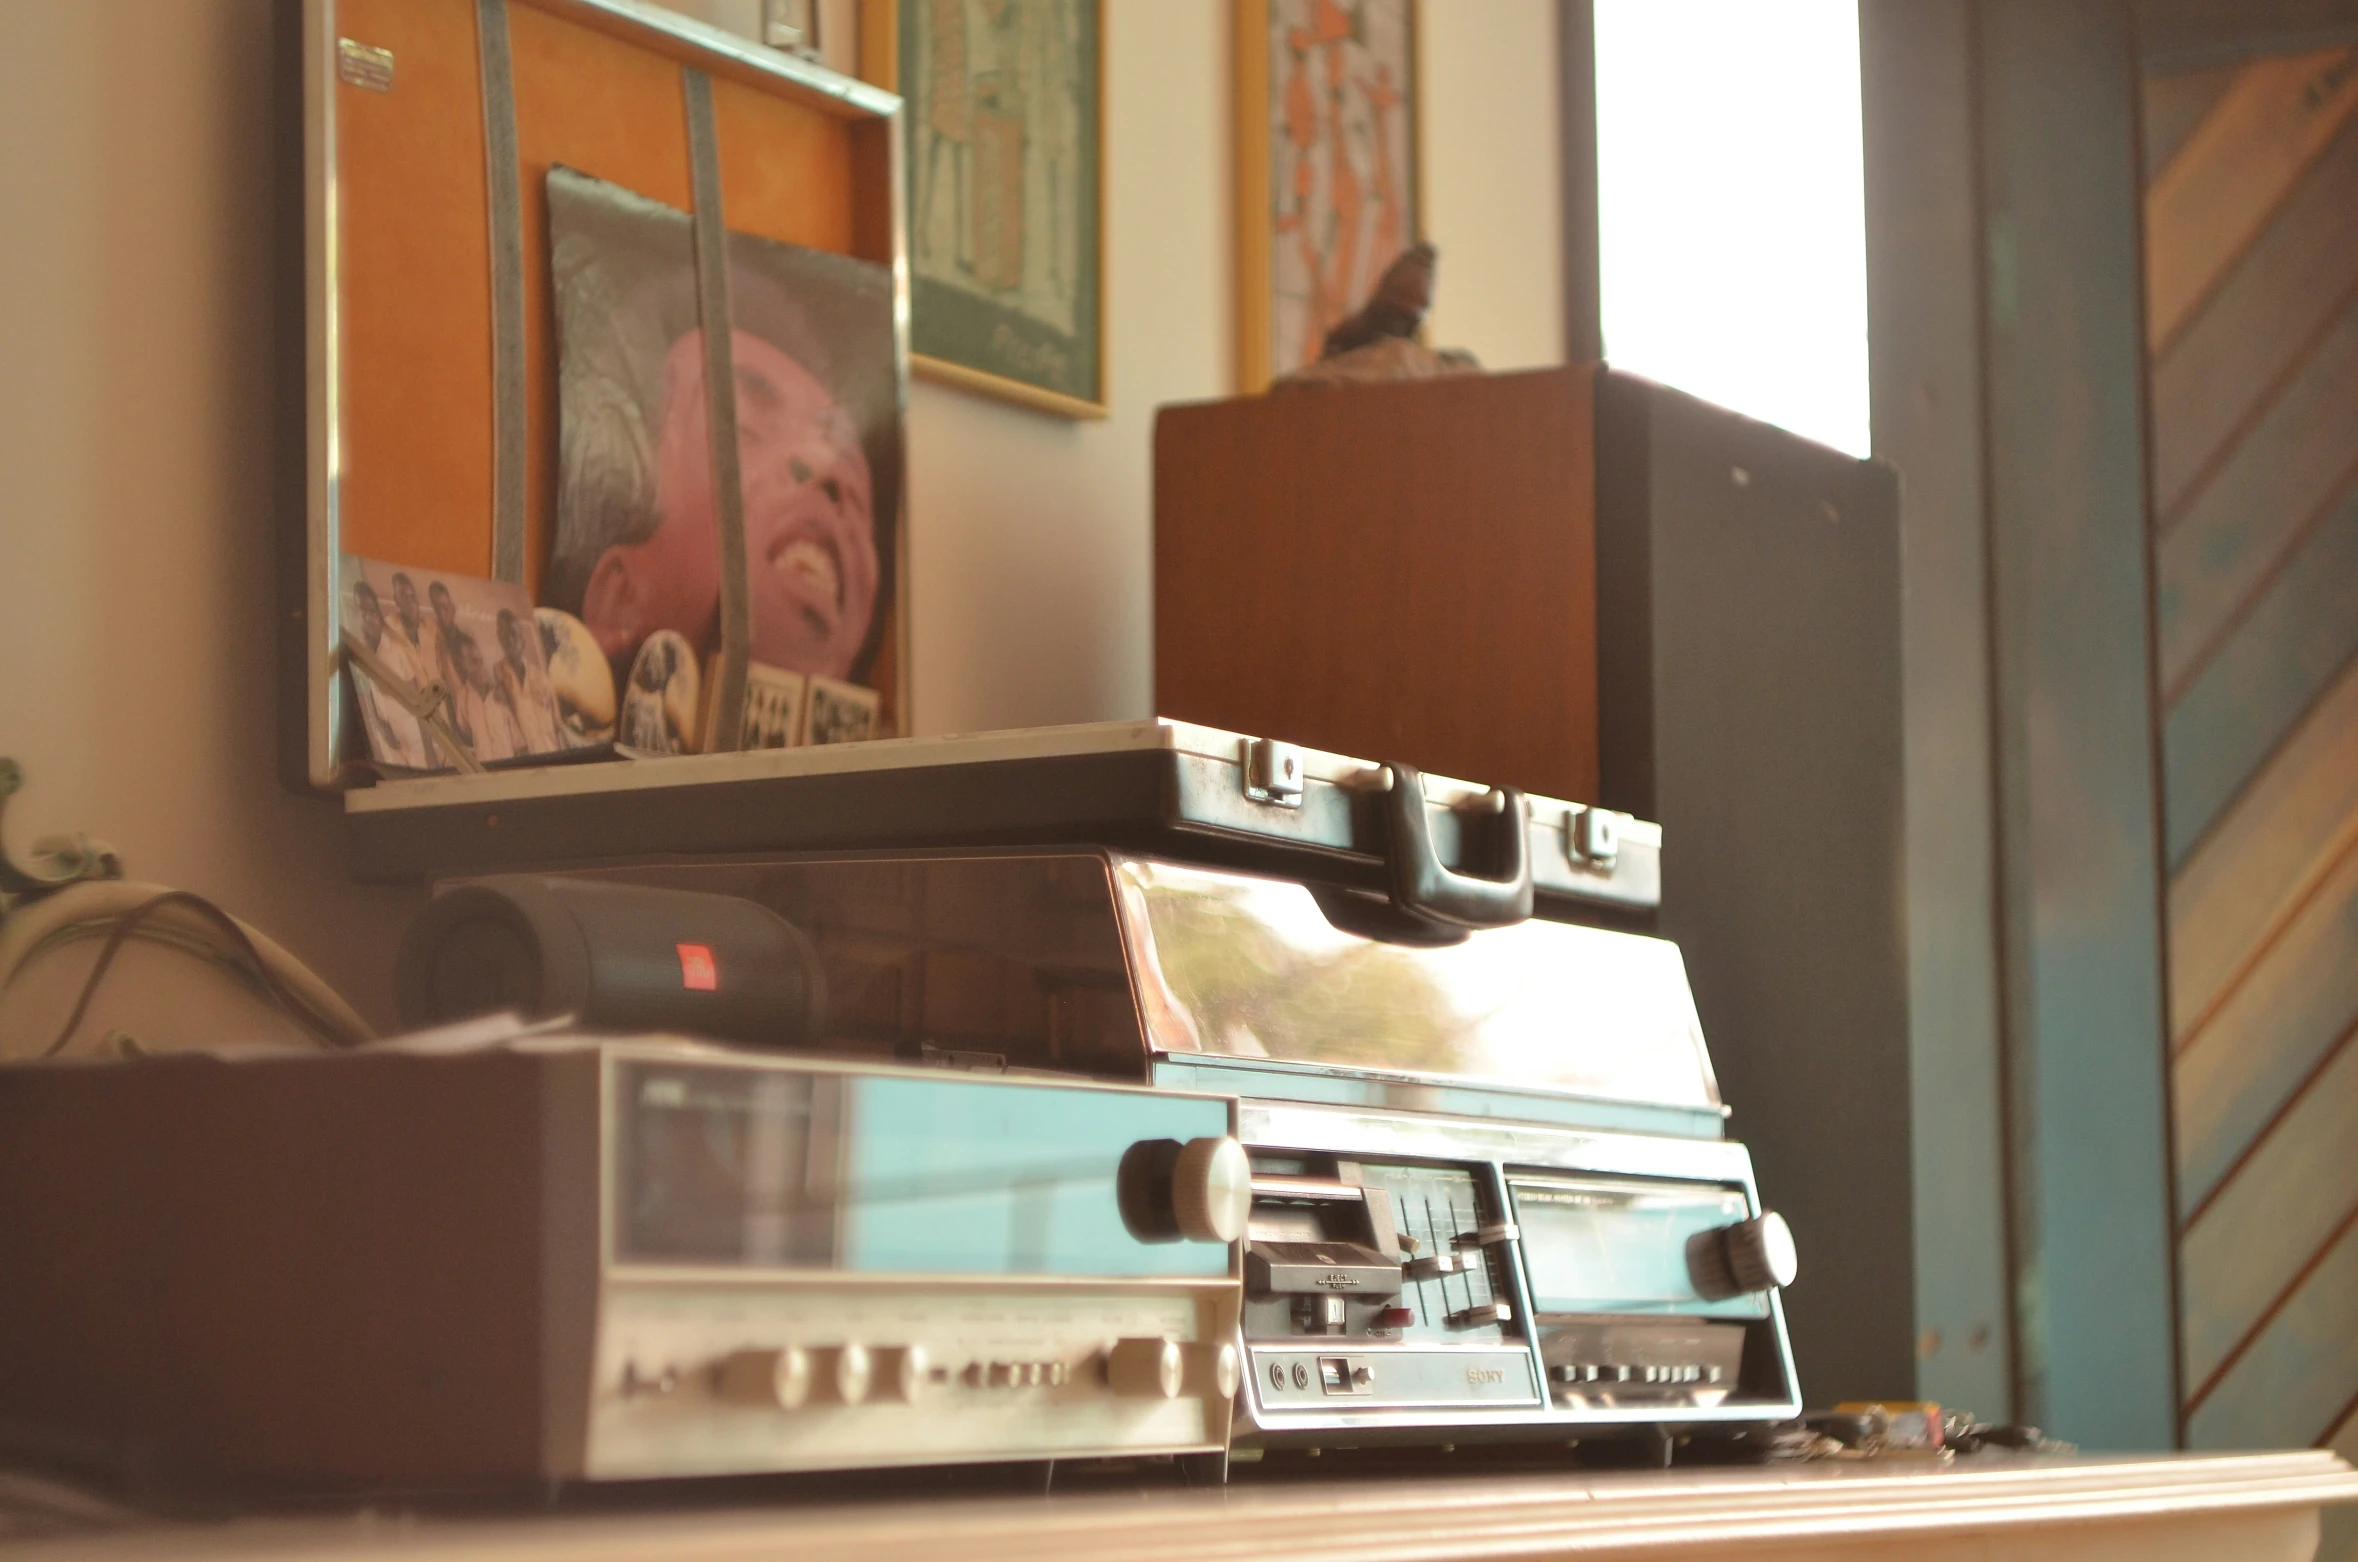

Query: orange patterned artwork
[[1258, 0, 1418, 383]]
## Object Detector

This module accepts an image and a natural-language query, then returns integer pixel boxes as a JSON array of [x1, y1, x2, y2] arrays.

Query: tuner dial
[[1687, 1212, 1798, 1300], [1104, 1337, 1184, 1399], [714, 1346, 811, 1410], [1119, 1136, 1251, 1244], [1173, 1137, 1252, 1243]]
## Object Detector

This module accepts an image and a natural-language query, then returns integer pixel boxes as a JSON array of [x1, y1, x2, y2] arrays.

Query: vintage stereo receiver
[[430, 847, 1805, 1453], [0, 1041, 1246, 1486]]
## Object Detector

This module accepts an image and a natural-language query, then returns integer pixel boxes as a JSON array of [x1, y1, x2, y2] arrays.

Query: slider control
[[1453, 1222, 1520, 1250], [1402, 1251, 1474, 1283]]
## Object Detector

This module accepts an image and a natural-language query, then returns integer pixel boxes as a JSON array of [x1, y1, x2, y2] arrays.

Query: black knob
[[1687, 1212, 1798, 1300]]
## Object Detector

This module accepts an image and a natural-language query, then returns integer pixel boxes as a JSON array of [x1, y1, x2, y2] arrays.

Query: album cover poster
[[543, 166, 901, 747], [340, 554, 567, 772]]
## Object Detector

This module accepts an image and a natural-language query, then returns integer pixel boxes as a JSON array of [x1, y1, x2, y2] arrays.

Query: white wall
[[1423, 0, 1564, 375], [0, 2, 422, 1048], [0, 0, 1562, 1039], [904, 2, 1230, 735]]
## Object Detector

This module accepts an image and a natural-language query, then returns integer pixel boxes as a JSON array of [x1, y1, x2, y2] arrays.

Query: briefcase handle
[[1381, 763, 1535, 932]]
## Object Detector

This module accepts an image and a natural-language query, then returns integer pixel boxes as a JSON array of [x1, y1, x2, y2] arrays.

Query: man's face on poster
[[393, 574, 421, 633], [355, 585, 386, 647], [582, 329, 878, 682], [456, 633, 490, 693]]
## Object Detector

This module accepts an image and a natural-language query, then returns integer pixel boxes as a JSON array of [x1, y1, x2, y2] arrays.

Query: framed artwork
[[861, 0, 1108, 418], [290, 0, 911, 789], [1235, 0, 1422, 391]]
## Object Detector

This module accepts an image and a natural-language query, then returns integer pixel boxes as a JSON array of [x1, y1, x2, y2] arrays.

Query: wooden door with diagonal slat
[[2143, 43, 2358, 1502]]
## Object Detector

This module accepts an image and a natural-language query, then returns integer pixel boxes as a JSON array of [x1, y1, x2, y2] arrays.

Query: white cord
[[0, 881, 372, 1054]]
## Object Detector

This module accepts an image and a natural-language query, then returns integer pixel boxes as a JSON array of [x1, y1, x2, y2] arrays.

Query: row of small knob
[[1551, 1362, 1724, 1386], [698, 1337, 1240, 1410]]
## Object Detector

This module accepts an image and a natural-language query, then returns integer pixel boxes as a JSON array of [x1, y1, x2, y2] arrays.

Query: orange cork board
[[333, 0, 870, 598], [334, 0, 498, 576]]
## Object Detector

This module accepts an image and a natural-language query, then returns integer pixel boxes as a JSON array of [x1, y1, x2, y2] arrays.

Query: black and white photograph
[[804, 672, 882, 746], [619, 628, 702, 756], [711, 658, 810, 752], [341, 554, 568, 773], [534, 604, 617, 747]]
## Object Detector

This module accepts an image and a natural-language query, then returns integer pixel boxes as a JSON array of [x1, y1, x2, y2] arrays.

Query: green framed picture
[[863, 0, 1107, 417]]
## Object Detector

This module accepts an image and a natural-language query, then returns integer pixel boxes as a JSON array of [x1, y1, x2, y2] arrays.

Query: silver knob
[[1183, 1340, 1241, 1400], [713, 1346, 811, 1410], [1104, 1337, 1184, 1399], [1687, 1212, 1798, 1300], [876, 1344, 929, 1404], [1172, 1137, 1252, 1244], [812, 1343, 873, 1404]]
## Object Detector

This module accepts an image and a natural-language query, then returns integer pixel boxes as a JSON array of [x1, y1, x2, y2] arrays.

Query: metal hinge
[[1242, 738, 1305, 808]]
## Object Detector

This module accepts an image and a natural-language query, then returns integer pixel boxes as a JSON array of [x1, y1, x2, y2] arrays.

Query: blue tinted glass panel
[[841, 1075, 1231, 1277], [614, 1060, 1230, 1277], [1512, 1178, 1768, 1320]]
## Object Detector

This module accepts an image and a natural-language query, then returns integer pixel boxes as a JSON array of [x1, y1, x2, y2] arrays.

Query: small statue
[[1271, 241, 1483, 390]]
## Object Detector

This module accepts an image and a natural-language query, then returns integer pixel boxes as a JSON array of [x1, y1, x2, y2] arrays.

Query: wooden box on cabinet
[[1152, 366, 1599, 802]]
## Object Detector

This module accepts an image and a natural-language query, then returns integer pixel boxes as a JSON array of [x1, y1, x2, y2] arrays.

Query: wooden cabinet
[[1153, 367, 1599, 802]]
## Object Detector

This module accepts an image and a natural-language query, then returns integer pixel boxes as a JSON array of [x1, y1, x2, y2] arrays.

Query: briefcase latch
[[1242, 738, 1305, 808], [1567, 805, 1623, 868]]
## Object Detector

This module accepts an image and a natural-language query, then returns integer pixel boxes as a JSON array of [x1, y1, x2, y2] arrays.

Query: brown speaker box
[[1153, 366, 1598, 803]]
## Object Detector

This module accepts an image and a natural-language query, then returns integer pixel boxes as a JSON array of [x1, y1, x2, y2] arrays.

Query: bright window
[[1594, 1, 1870, 457]]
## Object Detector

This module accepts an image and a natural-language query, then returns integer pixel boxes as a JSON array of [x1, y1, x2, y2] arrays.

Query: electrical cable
[[35, 891, 350, 1060], [0, 882, 372, 1058], [0, 881, 373, 1046]]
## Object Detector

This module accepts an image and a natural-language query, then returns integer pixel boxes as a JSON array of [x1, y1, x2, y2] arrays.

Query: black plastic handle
[[1380, 763, 1535, 932]]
